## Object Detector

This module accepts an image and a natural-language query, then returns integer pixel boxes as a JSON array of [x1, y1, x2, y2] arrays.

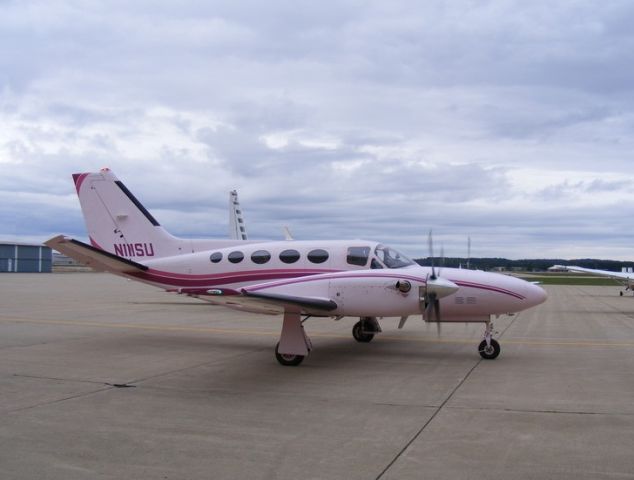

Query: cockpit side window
[[371, 259, 384, 269], [347, 246, 370, 267], [374, 244, 415, 269]]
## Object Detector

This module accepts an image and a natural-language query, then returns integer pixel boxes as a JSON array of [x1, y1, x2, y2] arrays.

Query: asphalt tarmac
[[1, 273, 633, 479]]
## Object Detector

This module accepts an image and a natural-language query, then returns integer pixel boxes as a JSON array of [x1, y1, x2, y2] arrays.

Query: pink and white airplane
[[46, 169, 547, 366]]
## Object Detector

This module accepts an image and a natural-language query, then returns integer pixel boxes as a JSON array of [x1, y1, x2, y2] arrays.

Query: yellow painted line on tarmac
[[2, 315, 634, 349], [0, 316, 282, 337], [500, 339, 634, 348]]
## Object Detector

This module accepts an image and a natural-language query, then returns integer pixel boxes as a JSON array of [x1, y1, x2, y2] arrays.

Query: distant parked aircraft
[[558, 265, 634, 296]]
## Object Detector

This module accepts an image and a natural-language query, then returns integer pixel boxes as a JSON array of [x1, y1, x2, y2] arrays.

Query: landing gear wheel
[[620, 291, 624, 296], [478, 339, 501, 360], [352, 321, 375, 343], [275, 342, 304, 366], [478, 339, 500, 360]]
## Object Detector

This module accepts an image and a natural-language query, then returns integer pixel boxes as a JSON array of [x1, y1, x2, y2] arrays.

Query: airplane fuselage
[[47, 169, 548, 364], [108, 239, 546, 320]]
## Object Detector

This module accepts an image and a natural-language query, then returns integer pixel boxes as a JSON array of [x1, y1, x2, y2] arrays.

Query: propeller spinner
[[422, 231, 459, 325]]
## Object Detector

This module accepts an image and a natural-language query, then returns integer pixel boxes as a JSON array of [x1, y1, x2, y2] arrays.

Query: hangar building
[[0, 242, 52, 273]]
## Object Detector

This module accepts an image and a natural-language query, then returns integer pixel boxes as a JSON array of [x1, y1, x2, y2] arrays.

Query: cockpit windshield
[[374, 244, 415, 269]]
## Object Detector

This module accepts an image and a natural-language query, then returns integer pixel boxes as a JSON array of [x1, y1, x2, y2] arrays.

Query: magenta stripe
[[246, 272, 526, 300], [144, 267, 338, 281], [452, 280, 525, 300], [73, 173, 89, 194], [89, 236, 105, 250], [246, 272, 422, 291], [127, 263, 527, 300], [131, 269, 336, 287]]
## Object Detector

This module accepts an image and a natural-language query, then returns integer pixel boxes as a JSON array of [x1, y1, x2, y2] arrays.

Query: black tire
[[478, 339, 501, 360], [352, 321, 375, 343], [620, 291, 624, 296], [275, 342, 304, 366]]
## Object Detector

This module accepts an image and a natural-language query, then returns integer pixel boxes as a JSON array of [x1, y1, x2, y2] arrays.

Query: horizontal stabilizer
[[45, 235, 148, 273]]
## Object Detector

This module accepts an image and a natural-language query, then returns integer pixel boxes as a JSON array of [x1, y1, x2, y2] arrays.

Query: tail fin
[[73, 168, 239, 259], [228, 190, 248, 240]]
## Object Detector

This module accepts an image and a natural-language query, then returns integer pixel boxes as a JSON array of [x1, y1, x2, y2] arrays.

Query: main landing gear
[[274, 315, 384, 366], [274, 311, 312, 367], [275, 342, 305, 366], [478, 320, 501, 360], [352, 317, 382, 343]]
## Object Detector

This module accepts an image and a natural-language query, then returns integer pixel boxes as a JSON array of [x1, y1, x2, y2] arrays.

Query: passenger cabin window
[[307, 249, 329, 264], [210, 252, 222, 263], [228, 251, 244, 264], [347, 246, 370, 267], [279, 249, 301, 264], [251, 250, 271, 264], [374, 245, 414, 269]]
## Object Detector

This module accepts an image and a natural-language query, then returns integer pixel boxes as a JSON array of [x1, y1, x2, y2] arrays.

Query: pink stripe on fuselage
[[131, 268, 338, 288], [452, 280, 525, 300], [127, 265, 526, 300], [141, 267, 336, 281], [245, 272, 422, 292], [89, 236, 105, 250], [244, 272, 526, 300]]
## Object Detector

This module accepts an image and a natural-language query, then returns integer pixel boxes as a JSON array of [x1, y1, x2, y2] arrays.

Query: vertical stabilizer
[[73, 169, 254, 259], [229, 190, 248, 240], [73, 169, 186, 259]]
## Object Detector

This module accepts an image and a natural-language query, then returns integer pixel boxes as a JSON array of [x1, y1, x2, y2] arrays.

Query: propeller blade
[[434, 297, 440, 319], [424, 292, 437, 320]]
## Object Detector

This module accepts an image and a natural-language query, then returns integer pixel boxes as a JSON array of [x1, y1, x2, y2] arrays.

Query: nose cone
[[525, 282, 548, 307]]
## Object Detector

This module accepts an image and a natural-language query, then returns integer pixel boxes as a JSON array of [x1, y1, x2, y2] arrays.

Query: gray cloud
[[2, 0, 634, 259]]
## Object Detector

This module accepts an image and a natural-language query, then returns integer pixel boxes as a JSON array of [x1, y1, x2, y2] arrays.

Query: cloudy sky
[[2, 0, 634, 259]]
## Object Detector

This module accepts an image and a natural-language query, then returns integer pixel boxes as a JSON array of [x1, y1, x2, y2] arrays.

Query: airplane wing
[[565, 266, 634, 280], [45, 235, 148, 274], [180, 288, 338, 316]]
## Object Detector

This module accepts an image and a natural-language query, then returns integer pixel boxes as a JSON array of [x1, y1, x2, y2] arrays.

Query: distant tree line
[[413, 257, 634, 272]]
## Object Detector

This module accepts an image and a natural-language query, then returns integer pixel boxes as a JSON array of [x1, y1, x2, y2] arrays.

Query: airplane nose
[[526, 282, 548, 307]]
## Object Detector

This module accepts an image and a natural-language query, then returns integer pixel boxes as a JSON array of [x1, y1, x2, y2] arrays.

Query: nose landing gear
[[478, 320, 501, 359], [352, 317, 382, 343]]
